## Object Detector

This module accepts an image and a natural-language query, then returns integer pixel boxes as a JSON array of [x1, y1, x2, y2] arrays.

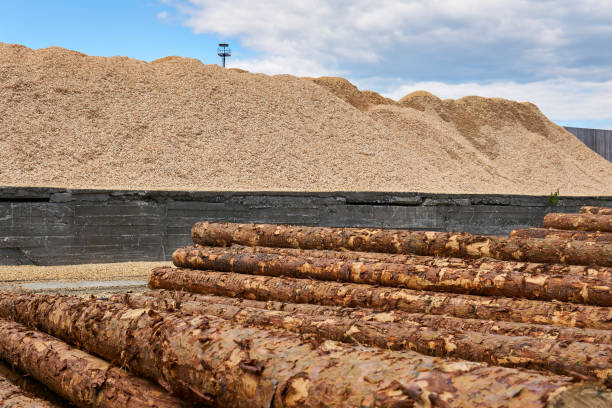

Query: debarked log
[[112, 292, 612, 383], [191, 222, 612, 266], [544, 213, 612, 233], [0, 292, 609, 408], [0, 318, 188, 408], [149, 267, 612, 330], [0, 372, 59, 408], [173, 246, 612, 306], [510, 228, 612, 244], [581, 206, 612, 215], [121, 290, 612, 345]]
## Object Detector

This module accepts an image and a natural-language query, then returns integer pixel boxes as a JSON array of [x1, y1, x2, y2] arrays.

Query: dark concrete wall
[[1, 187, 611, 265]]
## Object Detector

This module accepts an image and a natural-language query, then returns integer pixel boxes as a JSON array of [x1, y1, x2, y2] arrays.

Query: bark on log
[[173, 246, 612, 306], [544, 213, 612, 233], [0, 318, 188, 408], [203, 244, 612, 280], [0, 373, 59, 408], [511, 228, 612, 243], [113, 291, 612, 382], [191, 222, 612, 266], [0, 293, 609, 408], [0, 361, 72, 408], [581, 206, 612, 215], [122, 290, 612, 345], [149, 267, 612, 330]]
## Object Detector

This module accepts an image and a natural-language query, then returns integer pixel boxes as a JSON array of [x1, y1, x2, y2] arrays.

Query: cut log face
[[111, 291, 612, 383], [544, 213, 612, 233], [148, 267, 612, 330], [118, 290, 612, 345], [191, 222, 612, 266], [0, 319, 187, 408], [173, 246, 612, 306], [0, 293, 609, 408], [0, 373, 59, 408], [581, 206, 612, 215], [511, 228, 612, 243]]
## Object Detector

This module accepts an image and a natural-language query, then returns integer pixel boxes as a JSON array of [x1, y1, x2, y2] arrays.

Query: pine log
[[120, 290, 612, 345], [0, 373, 58, 408], [0, 293, 609, 408], [113, 291, 612, 382], [544, 213, 612, 233], [581, 206, 612, 215], [204, 244, 612, 280], [191, 222, 612, 266], [511, 228, 612, 243], [0, 361, 72, 408], [173, 246, 612, 306], [0, 319, 187, 408], [149, 267, 612, 330]]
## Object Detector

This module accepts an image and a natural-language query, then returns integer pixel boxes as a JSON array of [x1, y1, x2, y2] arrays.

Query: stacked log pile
[[1, 210, 612, 407]]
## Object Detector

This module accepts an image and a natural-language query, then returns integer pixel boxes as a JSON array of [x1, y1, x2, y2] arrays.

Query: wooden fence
[[565, 126, 612, 162]]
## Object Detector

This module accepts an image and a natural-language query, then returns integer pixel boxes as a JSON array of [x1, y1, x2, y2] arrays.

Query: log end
[[548, 383, 612, 408]]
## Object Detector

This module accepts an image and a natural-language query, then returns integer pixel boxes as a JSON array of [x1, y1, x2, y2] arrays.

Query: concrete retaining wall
[[1, 187, 611, 265]]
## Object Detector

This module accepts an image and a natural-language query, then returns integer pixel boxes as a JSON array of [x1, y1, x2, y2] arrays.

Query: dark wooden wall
[[565, 126, 612, 162]]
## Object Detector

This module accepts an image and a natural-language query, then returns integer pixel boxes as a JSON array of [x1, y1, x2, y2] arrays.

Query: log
[[581, 206, 612, 215], [0, 318, 188, 408], [120, 290, 612, 345], [204, 244, 612, 280], [543, 213, 612, 233], [0, 372, 58, 408], [0, 361, 71, 407], [0, 293, 609, 408], [191, 222, 612, 266], [173, 246, 612, 306], [511, 228, 612, 243], [149, 267, 612, 330], [113, 291, 612, 382]]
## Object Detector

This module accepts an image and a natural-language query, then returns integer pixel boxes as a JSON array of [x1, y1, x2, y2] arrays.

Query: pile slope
[[1, 42, 611, 194]]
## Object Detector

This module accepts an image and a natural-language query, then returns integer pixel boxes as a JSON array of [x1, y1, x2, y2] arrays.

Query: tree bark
[[173, 246, 612, 306], [203, 244, 612, 280], [511, 228, 612, 243], [0, 293, 609, 408], [120, 290, 612, 345], [112, 291, 612, 383], [0, 361, 73, 408], [149, 267, 612, 330], [543, 213, 612, 233], [0, 319, 188, 408], [191, 222, 612, 266], [0, 373, 59, 408], [581, 206, 612, 215]]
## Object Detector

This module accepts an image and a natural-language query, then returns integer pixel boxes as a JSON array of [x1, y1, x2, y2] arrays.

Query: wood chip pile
[[2, 42, 612, 194], [1, 209, 612, 407]]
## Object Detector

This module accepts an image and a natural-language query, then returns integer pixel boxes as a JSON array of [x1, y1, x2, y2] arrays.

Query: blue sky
[[1, 0, 611, 129]]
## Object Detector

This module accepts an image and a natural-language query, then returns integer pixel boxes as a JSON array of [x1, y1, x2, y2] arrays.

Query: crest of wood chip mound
[[1, 42, 611, 194]]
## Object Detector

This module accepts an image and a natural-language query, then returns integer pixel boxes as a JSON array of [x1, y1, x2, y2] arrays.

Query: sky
[[1, 0, 611, 129]]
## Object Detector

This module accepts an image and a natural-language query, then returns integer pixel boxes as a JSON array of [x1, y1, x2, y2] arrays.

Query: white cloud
[[169, 0, 612, 75]]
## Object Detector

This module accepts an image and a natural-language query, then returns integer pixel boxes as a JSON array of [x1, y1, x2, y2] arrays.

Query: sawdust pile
[[1, 42, 611, 195]]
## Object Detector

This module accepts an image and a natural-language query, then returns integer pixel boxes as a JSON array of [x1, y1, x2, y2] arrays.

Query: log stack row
[[1, 209, 611, 407]]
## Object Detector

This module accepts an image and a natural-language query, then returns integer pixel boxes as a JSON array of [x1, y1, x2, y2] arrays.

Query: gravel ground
[[0, 261, 168, 295]]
